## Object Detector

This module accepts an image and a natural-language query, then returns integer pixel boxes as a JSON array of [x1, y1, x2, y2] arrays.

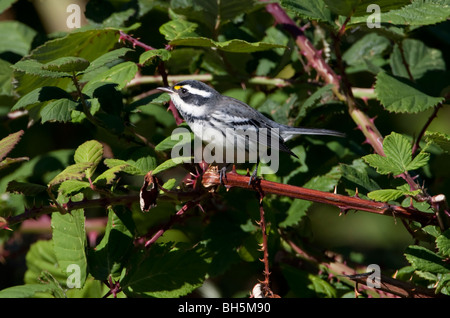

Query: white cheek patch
[[182, 85, 212, 98], [171, 94, 208, 117]]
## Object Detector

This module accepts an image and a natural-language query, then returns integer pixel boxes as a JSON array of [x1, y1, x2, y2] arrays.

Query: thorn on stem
[[338, 206, 349, 216], [197, 203, 205, 214]]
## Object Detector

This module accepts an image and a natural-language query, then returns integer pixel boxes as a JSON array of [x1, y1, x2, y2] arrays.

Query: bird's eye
[[180, 88, 188, 94]]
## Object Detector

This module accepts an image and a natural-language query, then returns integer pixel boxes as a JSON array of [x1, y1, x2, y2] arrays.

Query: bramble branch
[[119, 31, 184, 124], [262, 2, 449, 227], [263, 2, 384, 156], [284, 238, 442, 298], [202, 167, 437, 226]]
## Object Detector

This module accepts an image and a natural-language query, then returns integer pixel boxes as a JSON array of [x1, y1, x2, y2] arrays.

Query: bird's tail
[[280, 127, 345, 141]]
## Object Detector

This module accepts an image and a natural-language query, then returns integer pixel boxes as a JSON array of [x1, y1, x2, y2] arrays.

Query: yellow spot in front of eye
[[174, 85, 182, 90]]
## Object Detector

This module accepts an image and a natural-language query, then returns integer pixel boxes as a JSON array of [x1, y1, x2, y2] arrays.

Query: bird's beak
[[157, 86, 174, 94]]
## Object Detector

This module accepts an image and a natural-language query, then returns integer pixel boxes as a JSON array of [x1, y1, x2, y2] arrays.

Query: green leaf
[[368, 189, 405, 202], [12, 59, 71, 78], [139, 49, 172, 66], [11, 86, 73, 111], [390, 39, 446, 80], [323, 0, 361, 17], [83, 47, 133, 74], [51, 209, 87, 288], [375, 72, 444, 113], [368, 184, 420, 202], [152, 157, 192, 175], [154, 131, 194, 152], [93, 164, 128, 185], [436, 230, 450, 257], [6, 180, 47, 196], [24, 240, 68, 286], [0, 130, 24, 161], [362, 154, 395, 175], [296, 84, 334, 120], [47, 162, 93, 187], [0, 21, 37, 56], [425, 131, 450, 153], [405, 245, 450, 274], [363, 132, 429, 175], [383, 132, 417, 170], [124, 148, 158, 175], [40, 98, 79, 123], [14, 29, 120, 96], [408, 151, 431, 171], [104, 149, 157, 176], [342, 33, 390, 68], [58, 180, 91, 196], [42, 57, 90, 74], [88, 207, 135, 281], [171, 0, 260, 31], [280, 166, 341, 228], [169, 37, 286, 53], [30, 29, 120, 63], [281, 263, 336, 297], [349, 0, 450, 26], [0, 0, 18, 15], [340, 160, 380, 193], [74, 140, 103, 179], [0, 284, 58, 298], [0, 156, 29, 170], [0, 59, 13, 97], [121, 243, 208, 297], [281, 0, 334, 24], [323, 0, 410, 17], [83, 61, 138, 91], [159, 20, 199, 41], [104, 158, 140, 175]]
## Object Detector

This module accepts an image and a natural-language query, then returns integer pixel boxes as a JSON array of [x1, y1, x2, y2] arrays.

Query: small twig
[[46, 187, 68, 215], [119, 31, 179, 125], [412, 103, 443, 155], [143, 194, 208, 248], [103, 276, 122, 298], [119, 31, 168, 84], [119, 31, 156, 51]]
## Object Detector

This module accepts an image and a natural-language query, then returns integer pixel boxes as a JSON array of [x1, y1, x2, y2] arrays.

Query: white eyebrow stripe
[[182, 85, 212, 98]]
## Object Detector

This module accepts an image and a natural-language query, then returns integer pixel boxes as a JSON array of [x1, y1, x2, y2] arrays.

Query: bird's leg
[[248, 158, 260, 186], [219, 163, 231, 185]]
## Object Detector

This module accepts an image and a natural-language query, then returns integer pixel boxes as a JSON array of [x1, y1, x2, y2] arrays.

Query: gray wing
[[211, 97, 297, 157]]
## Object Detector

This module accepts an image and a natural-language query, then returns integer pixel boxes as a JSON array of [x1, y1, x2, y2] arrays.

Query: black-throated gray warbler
[[157, 80, 344, 182]]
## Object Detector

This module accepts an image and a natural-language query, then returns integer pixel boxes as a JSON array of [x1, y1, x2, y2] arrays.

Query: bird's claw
[[248, 166, 260, 186], [219, 166, 227, 185]]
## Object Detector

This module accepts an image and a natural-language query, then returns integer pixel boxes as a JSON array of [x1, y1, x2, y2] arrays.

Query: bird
[[157, 80, 344, 183]]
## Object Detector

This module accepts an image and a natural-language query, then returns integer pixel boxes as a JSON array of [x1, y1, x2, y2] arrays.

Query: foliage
[[0, 0, 449, 298]]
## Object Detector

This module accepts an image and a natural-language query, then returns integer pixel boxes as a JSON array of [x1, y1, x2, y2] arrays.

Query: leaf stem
[[71, 73, 97, 126], [143, 193, 209, 248], [412, 102, 443, 155], [397, 41, 415, 82]]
